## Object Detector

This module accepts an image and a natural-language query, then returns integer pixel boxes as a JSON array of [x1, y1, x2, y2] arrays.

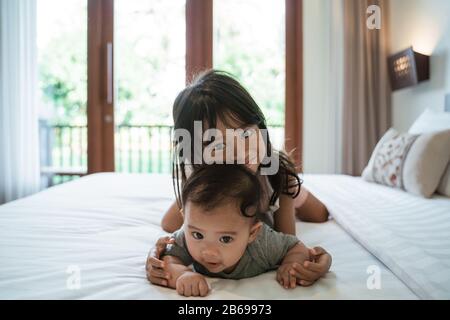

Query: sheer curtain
[[303, 0, 343, 174], [329, 0, 344, 174], [0, 0, 40, 204]]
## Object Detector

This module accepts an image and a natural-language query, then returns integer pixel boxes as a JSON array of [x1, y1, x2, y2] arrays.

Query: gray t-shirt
[[162, 223, 299, 279]]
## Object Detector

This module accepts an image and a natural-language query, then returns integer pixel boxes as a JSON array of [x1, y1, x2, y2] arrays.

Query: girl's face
[[182, 200, 261, 274], [203, 116, 266, 173]]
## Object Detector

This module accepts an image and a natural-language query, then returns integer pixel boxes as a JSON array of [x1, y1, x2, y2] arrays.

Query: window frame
[[86, 0, 302, 173]]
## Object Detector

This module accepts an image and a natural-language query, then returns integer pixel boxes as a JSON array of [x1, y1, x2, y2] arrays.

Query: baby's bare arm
[[281, 242, 311, 266], [276, 242, 311, 289], [162, 255, 210, 297], [161, 255, 192, 289]]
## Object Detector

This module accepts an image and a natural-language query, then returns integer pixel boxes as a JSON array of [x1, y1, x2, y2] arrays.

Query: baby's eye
[[219, 236, 234, 244], [191, 232, 204, 240], [241, 129, 255, 139], [213, 142, 226, 151]]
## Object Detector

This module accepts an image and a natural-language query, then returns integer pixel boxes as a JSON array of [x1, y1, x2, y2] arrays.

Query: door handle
[[106, 42, 113, 105]]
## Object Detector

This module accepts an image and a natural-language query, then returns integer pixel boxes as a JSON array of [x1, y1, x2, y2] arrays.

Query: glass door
[[213, 0, 285, 150], [114, 0, 186, 174], [37, 0, 88, 187]]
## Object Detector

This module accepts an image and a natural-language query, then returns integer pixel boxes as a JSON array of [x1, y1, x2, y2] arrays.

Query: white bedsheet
[[0, 173, 417, 299], [304, 175, 450, 299]]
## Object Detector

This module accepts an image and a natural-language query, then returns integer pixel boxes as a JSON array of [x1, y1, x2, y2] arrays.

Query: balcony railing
[[39, 121, 284, 187]]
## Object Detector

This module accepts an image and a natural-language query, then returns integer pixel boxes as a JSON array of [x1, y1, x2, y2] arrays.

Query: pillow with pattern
[[371, 131, 418, 188], [362, 128, 450, 197]]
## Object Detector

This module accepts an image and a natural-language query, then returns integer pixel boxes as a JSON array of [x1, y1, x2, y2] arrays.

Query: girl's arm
[[161, 200, 184, 233], [274, 180, 330, 234], [273, 175, 300, 235], [273, 193, 296, 235], [294, 188, 329, 223]]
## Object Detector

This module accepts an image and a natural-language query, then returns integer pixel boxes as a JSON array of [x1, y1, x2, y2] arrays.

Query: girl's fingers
[[155, 246, 164, 258], [148, 275, 168, 287], [278, 275, 285, 287], [276, 267, 285, 285], [154, 237, 175, 254], [152, 237, 175, 259], [298, 279, 314, 287], [150, 267, 170, 280], [282, 270, 290, 289], [304, 261, 324, 273], [280, 277, 285, 288], [145, 257, 152, 272], [153, 243, 166, 259], [150, 246, 162, 260], [289, 272, 296, 289], [313, 246, 327, 255], [308, 248, 317, 258], [291, 263, 318, 281], [156, 236, 171, 246], [167, 238, 175, 244], [277, 270, 283, 286], [148, 256, 165, 269]]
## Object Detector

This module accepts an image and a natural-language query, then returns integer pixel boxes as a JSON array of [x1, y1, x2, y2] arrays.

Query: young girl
[[146, 70, 330, 287]]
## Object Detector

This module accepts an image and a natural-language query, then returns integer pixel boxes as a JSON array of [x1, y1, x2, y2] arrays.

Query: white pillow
[[438, 164, 450, 197], [408, 108, 450, 197], [362, 128, 450, 198], [408, 108, 450, 134], [402, 129, 450, 197]]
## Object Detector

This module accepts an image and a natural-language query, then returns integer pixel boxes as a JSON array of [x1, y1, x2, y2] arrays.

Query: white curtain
[[303, 0, 344, 174], [328, 0, 344, 174], [0, 0, 40, 204]]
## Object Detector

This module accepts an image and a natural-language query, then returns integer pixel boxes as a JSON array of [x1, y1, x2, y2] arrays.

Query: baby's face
[[182, 201, 260, 274]]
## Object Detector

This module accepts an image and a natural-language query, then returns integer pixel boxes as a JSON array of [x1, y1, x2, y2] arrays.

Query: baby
[[159, 164, 331, 297]]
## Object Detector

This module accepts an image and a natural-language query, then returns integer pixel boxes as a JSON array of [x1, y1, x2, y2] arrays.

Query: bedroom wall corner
[[389, 0, 450, 132]]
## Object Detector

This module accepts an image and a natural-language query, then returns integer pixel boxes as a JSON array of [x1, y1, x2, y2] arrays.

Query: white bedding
[[304, 175, 450, 299], [0, 173, 421, 299]]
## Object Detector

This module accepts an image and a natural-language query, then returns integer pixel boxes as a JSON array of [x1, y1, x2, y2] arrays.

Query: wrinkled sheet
[[0, 173, 417, 299]]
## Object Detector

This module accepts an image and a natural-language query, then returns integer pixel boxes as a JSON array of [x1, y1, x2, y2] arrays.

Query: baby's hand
[[276, 262, 299, 289], [290, 246, 332, 287], [176, 271, 209, 297]]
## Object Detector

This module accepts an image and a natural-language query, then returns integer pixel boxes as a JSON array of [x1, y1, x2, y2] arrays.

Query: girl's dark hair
[[172, 69, 302, 208], [181, 164, 261, 218]]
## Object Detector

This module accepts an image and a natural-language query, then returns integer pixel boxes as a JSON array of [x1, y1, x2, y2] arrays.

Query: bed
[[0, 172, 449, 299]]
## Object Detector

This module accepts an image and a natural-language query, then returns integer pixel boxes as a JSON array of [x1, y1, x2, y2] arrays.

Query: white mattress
[[304, 174, 450, 299], [0, 173, 420, 299]]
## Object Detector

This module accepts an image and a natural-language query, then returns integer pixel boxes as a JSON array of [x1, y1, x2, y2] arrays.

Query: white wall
[[389, 0, 450, 132]]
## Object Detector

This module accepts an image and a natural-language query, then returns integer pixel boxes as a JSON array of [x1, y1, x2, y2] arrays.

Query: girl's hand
[[145, 236, 175, 286], [289, 246, 332, 286], [176, 272, 209, 297]]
